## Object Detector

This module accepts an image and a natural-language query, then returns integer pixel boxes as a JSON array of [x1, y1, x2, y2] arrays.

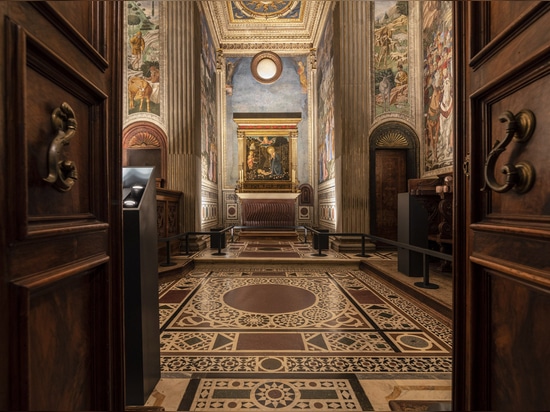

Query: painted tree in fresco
[[127, 1, 161, 116], [373, 1, 410, 117]]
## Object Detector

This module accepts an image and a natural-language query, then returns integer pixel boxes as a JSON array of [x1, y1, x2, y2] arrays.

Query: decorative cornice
[[221, 42, 313, 53]]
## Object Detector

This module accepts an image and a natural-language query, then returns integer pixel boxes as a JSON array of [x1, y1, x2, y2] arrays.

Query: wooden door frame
[[369, 121, 419, 238], [0, 2, 125, 410], [452, 2, 468, 409], [453, 2, 550, 410]]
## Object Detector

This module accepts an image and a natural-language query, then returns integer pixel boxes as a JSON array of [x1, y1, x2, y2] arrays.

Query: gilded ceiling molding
[[221, 42, 313, 53], [309, 48, 317, 70], [216, 49, 225, 72], [203, 1, 329, 47]]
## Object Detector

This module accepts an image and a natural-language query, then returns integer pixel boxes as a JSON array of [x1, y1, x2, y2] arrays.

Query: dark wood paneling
[[489, 1, 540, 40], [12, 261, 109, 410], [489, 271, 550, 411], [374, 149, 407, 241], [457, 2, 550, 410], [1, 2, 124, 411]]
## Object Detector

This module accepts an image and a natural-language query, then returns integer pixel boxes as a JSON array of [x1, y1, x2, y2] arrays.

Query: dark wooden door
[[0, 2, 124, 411], [375, 149, 407, 241], [455, 2, 550, 410]]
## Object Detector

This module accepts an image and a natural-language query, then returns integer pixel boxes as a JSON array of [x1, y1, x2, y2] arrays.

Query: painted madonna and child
[[246, 136, 289, 181]]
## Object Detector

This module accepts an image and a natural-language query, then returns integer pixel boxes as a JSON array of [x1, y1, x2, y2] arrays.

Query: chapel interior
[[122, 2, 454, 410], [2, 1, 550, 412]]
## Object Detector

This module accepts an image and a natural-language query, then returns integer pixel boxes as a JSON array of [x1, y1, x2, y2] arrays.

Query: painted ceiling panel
[[202, 1, 331, 53]]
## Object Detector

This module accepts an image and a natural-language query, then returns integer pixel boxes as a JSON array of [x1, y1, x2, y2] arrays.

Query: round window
[[251, 51, 283, 84]]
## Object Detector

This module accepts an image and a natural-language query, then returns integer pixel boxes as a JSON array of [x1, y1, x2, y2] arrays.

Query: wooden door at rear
[[455, 2, 550, 410], [0, 2, 124, 411], [374, 149, 407, 241]]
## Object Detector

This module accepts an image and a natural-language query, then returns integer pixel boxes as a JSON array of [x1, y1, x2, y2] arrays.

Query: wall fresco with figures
[[316, 11, 336, 229], [201, 14, 218, 185], [317, 11, 335, 185], [422, 1, 453, 174], [126, 1, 161, 117], [200, 13, 219, 228], [374, 1, 410, 117]]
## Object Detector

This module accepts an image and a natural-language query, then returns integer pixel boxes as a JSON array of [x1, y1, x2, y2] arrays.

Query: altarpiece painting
[[234, 113, 300, 193]]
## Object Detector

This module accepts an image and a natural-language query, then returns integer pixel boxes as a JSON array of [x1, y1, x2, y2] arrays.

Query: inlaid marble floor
[[147, 251, 452, 411]]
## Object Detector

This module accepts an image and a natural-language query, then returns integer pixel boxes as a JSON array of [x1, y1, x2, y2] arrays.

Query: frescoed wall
[[317, 11, 335, 185], [200, 13, 219, 229], [316, 10, 336, 229], [201, 15, 218, 185], [374, 1, 410, 117], [422, 1, 453, 174], [126, 1, 161, 117], [223, 55, 309, 189]]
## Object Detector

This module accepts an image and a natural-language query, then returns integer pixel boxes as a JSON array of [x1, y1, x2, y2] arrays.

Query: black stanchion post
[[185, 233, 190, 255], [355, 234, 371, 258], [211, 228, 226, 256], [311, 229, 327, 257], [160, 239, 176, 267], [414, 252, 439, 289]]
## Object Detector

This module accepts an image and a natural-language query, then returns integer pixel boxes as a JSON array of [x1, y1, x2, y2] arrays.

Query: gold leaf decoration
[[376, 130, 408, 147], [128, 131, 161, 148]]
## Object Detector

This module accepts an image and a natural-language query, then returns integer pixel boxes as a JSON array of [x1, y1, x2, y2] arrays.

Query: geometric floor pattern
[[152, 263, 452, 410], [159, 265, 451, 375], [192, 240, 354, 260], [178, 373, 374, 411]]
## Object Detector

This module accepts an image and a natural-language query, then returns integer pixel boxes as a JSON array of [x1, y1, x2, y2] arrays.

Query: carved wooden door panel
[[0, 2, 124, 411], [374, 149, 407, 241], [455, 2, 550, 410]]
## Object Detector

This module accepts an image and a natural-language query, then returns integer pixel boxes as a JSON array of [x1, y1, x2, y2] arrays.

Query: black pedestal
[[123, 167, 160, 405], [397, 193, 428, 277]]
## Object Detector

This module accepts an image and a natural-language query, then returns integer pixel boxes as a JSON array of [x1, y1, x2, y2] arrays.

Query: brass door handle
[[481, 109, 536, 194], [43, 102, 78, 192]]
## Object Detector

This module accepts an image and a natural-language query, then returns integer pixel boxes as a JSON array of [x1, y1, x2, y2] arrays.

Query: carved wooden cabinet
[[156, 188, 182, 260], [408, 174, 453, 271]]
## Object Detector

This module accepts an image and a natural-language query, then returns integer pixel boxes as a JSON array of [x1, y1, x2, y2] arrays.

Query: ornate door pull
[[43, 102, 78, 192], [481, 109, 536, 194]]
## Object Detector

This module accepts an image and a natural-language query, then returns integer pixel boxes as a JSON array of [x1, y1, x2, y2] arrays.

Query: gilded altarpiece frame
[[234, 114, 301, 193]]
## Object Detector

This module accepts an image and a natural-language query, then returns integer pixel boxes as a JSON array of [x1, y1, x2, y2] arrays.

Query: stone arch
[[298, 183, 314, 206], [369, 121, 419, 240], [122, 122, 168, 187]]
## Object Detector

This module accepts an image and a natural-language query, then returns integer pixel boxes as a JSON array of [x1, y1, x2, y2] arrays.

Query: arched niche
[[122, 122, 168, 188], [369, 121, 419, 241], [298, 183, 314, 206]]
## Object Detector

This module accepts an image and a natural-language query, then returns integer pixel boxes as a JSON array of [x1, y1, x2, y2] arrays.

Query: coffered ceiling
[[201, 1, 332, 54]]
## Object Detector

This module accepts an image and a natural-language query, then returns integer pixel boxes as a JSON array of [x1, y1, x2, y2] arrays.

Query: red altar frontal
[[236, 193, 300, 227]]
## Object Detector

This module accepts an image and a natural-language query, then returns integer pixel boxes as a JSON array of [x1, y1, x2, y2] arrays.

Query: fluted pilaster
[[164, 2, 202, 231], [334, 1, 371, 233]]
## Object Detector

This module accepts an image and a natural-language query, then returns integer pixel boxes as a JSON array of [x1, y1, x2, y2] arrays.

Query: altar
[[234, 113, 302, 227], [236, 192, 300, 227]]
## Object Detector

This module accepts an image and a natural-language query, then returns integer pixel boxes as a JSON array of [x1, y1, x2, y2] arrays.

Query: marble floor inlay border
[[178, 373, 374, 411], [159, 265, 451, 375]]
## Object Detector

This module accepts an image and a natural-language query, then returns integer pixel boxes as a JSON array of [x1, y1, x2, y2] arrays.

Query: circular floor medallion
[[224, 284, 315, 314], [254, 381, 297, 408], [260, 357, 284, 371], [397, 334, 432, 349]]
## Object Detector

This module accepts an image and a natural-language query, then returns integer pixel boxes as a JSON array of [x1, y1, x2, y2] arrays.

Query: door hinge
[[462, 154, 470, 178]]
